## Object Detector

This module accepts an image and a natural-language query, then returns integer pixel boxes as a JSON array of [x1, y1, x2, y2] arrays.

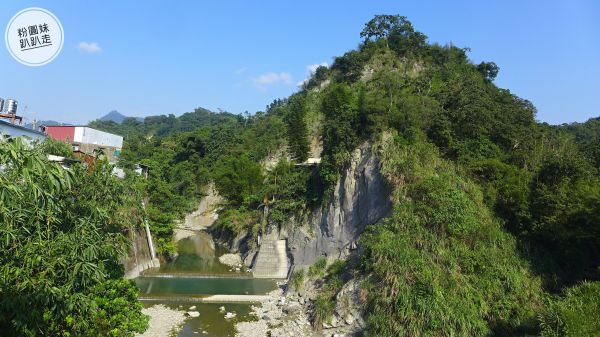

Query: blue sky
[[0, 1, 598, 125]]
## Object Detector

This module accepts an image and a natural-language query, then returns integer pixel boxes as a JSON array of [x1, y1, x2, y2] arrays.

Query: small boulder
[[282, 302, 301, 315], [219, 306, 226, 313], [186, 311, 200, 318], [219, 253, 242, 267], [224, 312, 237, 319]]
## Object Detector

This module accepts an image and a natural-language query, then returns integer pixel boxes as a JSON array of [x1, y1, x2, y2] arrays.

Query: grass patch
[[313, 294, 336, 328], [308, 257, 327, 278], [290, 270, 305, 291]]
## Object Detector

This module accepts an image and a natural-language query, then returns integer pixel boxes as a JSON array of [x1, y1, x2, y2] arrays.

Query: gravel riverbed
[[137, 304, 187, 337], [235, 289, 319, 337]]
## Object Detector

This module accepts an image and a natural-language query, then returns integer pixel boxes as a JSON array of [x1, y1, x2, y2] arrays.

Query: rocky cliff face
[[287, 142, 392, 268], [123, 227, 159, 279]]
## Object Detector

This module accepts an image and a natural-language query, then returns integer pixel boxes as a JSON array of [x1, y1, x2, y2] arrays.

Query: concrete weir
[[139, 295, 270, 303], [252, 239, 289, 279]]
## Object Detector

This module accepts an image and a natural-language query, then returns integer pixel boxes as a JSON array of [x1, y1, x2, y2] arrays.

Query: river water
[[135, 231, 277, 337]]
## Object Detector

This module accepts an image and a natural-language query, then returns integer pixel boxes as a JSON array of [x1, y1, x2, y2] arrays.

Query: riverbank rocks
[[136, 304, 186, 337], [243, 250, 257, 267], [235, 289, 319, 337], [282, 301, 302, 315], [186, 311, 200, 318], [218, 253, 242, 268], [225, 312, 237, 319]]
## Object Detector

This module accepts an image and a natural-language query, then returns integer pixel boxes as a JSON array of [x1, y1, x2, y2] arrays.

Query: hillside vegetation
[[0, 139, 147, 336], [89, 15, 600, 336]]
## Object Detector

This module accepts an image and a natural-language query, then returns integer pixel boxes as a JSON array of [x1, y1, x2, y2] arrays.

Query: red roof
[[45, 125, 75, 142]]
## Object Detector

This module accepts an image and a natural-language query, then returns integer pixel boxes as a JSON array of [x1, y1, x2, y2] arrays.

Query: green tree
[[319, 83, 359, 188], [0, 139, 147, 336], [477, 61, 500, 81], [213, 154, 263, 206], [285, 94, 310, 162]]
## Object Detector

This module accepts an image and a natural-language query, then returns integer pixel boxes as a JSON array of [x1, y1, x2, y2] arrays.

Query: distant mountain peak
[[99, 110, 143, 124]]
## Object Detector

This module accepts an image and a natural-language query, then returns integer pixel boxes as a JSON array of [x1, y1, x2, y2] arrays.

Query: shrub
[[326, 259, 347, 278], [308, 257, 327, 278], [539, 282, 600, 337], [313, 294, 335, 328], [290, 270, 305, 291], [360, 135, 542, 337]]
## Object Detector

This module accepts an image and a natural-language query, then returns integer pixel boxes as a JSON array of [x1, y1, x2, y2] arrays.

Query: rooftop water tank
[[6, 99, 18, 115]]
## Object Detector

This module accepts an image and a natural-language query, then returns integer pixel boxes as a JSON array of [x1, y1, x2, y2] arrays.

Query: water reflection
[[159, 231, 234, 275]]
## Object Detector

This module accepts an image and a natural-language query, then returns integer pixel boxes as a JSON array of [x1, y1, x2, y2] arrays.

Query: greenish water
[[141, 302, 256, 337], [135, 231, 276, 337], [136, 276, 276, 296], [157, 231, 247, 275]]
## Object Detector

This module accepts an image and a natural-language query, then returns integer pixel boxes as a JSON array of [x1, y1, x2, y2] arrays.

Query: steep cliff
[[123, 227, 160, 279], [287, 141, 392, 268]]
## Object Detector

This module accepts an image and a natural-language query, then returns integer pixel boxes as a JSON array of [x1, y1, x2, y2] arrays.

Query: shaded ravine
[[135, 231, 277, 337]]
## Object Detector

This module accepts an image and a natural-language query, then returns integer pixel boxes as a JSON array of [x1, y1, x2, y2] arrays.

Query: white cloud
[[77, 42, 102, 53], [307, 62, 328, 75], [252, 72, 293, 91], [297, 62, 328, 88]]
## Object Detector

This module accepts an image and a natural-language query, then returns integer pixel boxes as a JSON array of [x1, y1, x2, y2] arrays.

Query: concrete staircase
[[252, 240, 289, 279]]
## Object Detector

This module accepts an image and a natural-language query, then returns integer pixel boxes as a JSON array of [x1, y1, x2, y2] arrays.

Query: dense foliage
[[539, 281, 600, 336], [361, 133, 542, 336], [90, 14, 599, 336], [0, 139, 147, 336], [91, 107, 297, 252]]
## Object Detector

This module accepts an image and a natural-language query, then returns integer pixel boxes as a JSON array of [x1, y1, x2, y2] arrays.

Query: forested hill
[[557, 117, 600, 168], [89, 107, 239, 139], [94, 15, 600, 336]]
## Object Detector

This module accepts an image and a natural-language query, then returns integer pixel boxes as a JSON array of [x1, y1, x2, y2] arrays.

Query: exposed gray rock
[[230, 231, 249, 253], [219, 253, 242, 267], [243, 250, 257, 267], [333, 279, 366, 333], [282, 302, 302, 315], [288, 141, 392, 267]]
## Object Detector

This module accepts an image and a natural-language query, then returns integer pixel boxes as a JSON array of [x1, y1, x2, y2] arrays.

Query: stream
[[135, 231, 277, 337]]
